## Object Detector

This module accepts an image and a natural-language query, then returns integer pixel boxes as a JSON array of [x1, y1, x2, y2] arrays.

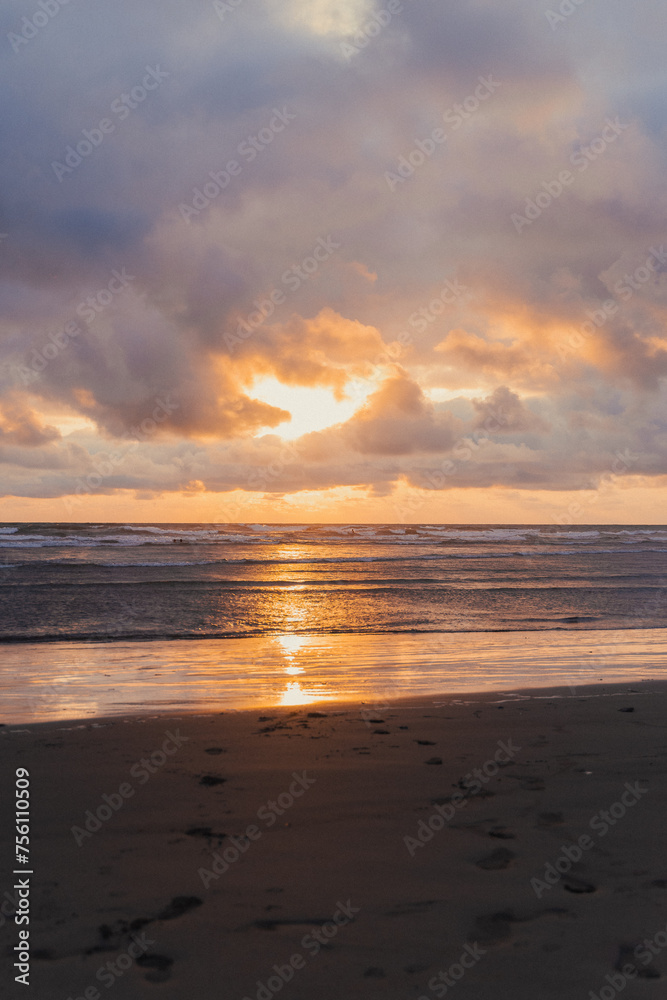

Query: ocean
[[1, 523, 666, 720]]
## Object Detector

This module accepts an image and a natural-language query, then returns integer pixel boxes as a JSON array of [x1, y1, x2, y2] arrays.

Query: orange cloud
[[232, 308, 387, 397], [342, 372, 462, 456], [435, 328, 555, 386], [0, 398, 61, 447]]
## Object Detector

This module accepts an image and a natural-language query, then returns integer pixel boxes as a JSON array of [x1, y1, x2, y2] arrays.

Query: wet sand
[[2, 682, 667, 999], [3, 627, 667, 722]]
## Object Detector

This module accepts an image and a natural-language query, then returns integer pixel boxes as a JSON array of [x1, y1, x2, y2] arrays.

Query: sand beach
[[2, 681, 667, 999]]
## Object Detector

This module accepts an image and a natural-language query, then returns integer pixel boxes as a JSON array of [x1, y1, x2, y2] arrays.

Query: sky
[[1, 0, 666, 524]]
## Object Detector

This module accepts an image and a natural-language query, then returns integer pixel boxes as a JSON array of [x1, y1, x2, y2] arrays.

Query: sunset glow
[[251, 379, 368, 439], [1, 1, 665, 524]]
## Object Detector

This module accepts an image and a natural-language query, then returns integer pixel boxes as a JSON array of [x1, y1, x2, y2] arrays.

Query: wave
[[2, 621, 666, 644], [2, 523, 667, 552], [5, 548, 667, 565]]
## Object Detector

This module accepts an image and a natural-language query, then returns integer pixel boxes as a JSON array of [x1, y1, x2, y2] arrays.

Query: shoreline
[[2, 677, 666, 731], [3, 620, 667, 642], [3, 626, 667, 725]]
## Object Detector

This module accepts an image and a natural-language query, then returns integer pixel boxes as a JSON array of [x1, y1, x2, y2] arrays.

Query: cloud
[[340, 372, 462, 455], [234, 308, 387, 394], [434, 328, 552, 385], [472, 385, 550, 434], [1, 0, 667, 511], [0, 398, 61, 447]]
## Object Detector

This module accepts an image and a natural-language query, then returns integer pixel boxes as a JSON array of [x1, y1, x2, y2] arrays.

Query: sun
[[250, 377, 369, 439]]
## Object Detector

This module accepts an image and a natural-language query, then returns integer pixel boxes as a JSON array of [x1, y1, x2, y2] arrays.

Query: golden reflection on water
[[5, 629, 667, 723], [276, 635, 309, 657], [279, 681, 323, 706], [274, 632, 334, 706], [277, 636, 307, 675]]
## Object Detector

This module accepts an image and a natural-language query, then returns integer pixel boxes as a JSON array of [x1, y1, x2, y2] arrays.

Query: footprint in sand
[[204, 747, 227, 755], [508, 774, 546, 791], [199, 774, 227, 786], [137, 953, 174, 983], [563, 876, 596, 894], [470, 911, 515, 945], [386, 900, 436, 917], [537, 811, 564, 827], [96, 896, 203, 951], [475, 847, 516, 870], [185, 826, 226, 844], [616, 945, 660, 979], [489, 825, 516, 840], [157, 896, 203, 920], [470, 907, 573, 947]]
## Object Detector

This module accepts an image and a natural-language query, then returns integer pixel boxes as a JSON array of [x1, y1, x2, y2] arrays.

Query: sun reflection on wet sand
[[3, 628, 667, 723], [276, 635, 309, 658], [274, 635, 333, 703], [278, 680, 335, 706]]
